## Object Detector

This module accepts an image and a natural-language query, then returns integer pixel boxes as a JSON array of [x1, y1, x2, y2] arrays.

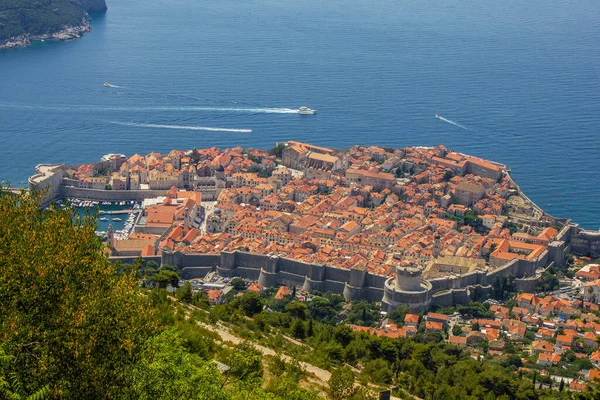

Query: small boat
[[298, 106, 317, 115], [112, 217, 122, 221], [104, 82, 112, 87], [99, 217, 108, 221], [435, 114, 441, 119]]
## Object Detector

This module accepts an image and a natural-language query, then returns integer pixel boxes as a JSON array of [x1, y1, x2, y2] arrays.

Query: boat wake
[[159, 106, 299, 114], [436, 115, 471, 131], [109, 121, 252, 133], [0, 103, 298, 114]]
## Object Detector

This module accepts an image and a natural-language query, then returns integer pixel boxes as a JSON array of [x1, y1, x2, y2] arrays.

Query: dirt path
[[198, 321, 332, 383]]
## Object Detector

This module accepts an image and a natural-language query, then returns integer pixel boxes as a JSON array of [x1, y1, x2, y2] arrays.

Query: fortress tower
[[432, 235, 441, 258], [396, 263, 423, 292], [382, 260, 432, 312]]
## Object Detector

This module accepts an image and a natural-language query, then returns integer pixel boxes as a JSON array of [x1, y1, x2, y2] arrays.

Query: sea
[[0, 0, 599, 229]]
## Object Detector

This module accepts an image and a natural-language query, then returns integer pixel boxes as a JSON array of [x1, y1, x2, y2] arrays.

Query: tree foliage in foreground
[[0, 189, 158, 398]]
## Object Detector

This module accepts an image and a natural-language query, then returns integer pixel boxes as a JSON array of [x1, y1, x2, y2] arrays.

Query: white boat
[[99, 217, 108, 221], [298, 106, 317, 115], [112, 217, 122, 222]]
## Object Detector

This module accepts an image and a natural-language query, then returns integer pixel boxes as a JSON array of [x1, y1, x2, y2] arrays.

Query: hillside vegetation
[[0, 0, 106, 43]]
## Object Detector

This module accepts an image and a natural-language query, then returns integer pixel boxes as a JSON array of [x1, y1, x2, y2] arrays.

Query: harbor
[[70, 198, 142, 239]]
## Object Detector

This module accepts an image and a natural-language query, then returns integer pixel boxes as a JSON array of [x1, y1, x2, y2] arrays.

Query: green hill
[[0, 0, 106, 45]]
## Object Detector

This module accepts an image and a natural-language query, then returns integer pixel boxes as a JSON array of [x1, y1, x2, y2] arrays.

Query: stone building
[[454, 181, 485, 206]]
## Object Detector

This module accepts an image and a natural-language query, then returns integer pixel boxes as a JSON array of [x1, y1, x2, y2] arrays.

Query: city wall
[[61, 186, 168, 201], [113, 248, 553, 311], [569, 224, 600, 259]]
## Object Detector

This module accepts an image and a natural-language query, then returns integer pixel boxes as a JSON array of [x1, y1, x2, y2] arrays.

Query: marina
[[70, 199, 141, 239]]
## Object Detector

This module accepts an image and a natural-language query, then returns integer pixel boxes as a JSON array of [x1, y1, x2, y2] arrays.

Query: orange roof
[[308, 152, 339, 163], [346, 168, 395, 181], [274, 286, 290, 300], [449, 336, 466, 345], [426, 321, 443, 330], [207, 289, 223, 301], [141, 244, 155, 256], [588, 369, 600, 381], [427, 312, 449, 322], [247, 282, 264, 293], [556, 335, 573, 344], [404, 314, 420, 324]]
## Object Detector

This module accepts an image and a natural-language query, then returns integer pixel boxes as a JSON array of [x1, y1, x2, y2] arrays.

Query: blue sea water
[[0, 0, 599, 228]]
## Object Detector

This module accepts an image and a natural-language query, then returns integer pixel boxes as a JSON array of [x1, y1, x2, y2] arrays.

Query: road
[[199, 201, 216, 234]]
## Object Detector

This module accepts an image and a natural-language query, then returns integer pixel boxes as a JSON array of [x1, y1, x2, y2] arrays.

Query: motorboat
[[104, 82, 112, 87], [112, 217, 122, 222], [298, 106, 317, 115]]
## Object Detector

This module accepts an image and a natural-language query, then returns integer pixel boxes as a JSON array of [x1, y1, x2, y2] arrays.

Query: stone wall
[[108, 255, 162, 265], [570, 226, 600, 258], [116, 243, 558, 311], [61, 186, 168, 201]]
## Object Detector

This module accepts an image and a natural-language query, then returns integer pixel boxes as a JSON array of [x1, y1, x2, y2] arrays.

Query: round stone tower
[[382, 260, 432, 312], [396, 263, 423, 292]]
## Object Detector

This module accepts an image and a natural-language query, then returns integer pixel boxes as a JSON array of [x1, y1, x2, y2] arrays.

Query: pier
[[99, 209, 141, 215]]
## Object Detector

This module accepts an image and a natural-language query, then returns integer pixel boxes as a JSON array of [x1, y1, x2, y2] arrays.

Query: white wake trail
[[437, 116, 471, 131], [110, 121, 252, 133], [0, 103, 299, 114]]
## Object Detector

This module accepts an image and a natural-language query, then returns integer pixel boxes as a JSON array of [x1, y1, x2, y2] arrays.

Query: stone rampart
[[280, 258, 318, 279], [152, 248, 553, 311], [108, 255, 161, 265], [570, 226, 600, 258], [181, 267, 213, 279], [61, 186, 168, 201]]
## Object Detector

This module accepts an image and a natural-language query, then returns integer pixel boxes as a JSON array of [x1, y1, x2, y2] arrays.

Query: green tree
[[0, 188, 158, 398], [452, 325, 463, 337], [361, 358, 393, 385], [285, 302, 308, 320], [175, 281, 193, 303], [0, 349, 51, 400], [308, 297, 337, 324], [129, 329, 227, 400], [270, 142, 286, 158], [291, 319, 306, 339], [151, 270, 180, 288], [230, 277, 246, 291], [387, 306, 408, 325], [307, 319, 314, 337], [328, 366, 355, 400], [232, 292, 263, 317]]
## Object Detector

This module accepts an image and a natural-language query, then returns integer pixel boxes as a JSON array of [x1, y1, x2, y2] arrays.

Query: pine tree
[[559, 379, 564, 392], [307, 319, 314, 337]]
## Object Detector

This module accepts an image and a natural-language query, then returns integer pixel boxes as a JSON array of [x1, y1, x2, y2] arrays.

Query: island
[[28, 141, 600, 313], [0, 0, 107, 49]]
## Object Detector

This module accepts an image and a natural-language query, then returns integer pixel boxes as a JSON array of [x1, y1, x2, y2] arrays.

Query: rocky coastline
[[0, 19, 91, 50]]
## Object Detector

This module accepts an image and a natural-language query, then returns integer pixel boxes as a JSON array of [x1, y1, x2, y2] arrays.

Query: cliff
[[0, 0, 107, 49]]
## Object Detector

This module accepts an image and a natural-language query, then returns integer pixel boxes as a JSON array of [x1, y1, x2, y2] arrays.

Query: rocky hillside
[[0, 0, 107, 48]]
